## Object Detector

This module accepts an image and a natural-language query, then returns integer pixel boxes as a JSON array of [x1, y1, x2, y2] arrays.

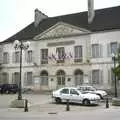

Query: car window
[[70, 89, 79, 95], [60, 88, 69, 94]]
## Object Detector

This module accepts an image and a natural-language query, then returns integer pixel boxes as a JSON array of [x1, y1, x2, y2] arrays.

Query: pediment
[[34, 22, 90, 40]]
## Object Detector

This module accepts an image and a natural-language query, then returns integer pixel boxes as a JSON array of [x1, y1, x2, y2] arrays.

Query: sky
[[0, 0, 120, 42]]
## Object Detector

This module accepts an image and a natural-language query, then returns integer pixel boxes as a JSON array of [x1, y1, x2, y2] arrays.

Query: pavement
[[0, 94, 120, 120]]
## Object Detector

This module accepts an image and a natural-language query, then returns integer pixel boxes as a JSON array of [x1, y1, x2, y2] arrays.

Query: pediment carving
[[34, 22, 90, 40]]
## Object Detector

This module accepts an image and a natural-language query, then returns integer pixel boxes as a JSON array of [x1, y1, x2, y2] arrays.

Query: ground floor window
[[26, 72, 33, 85], [12, 72, 20, 85], [40, 71, 48, 85], [57, 70, 65, 85], [74, 69, 83, 86]]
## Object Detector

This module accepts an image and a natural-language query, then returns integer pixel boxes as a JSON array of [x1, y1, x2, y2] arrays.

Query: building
[[0, 6, 120, 91]]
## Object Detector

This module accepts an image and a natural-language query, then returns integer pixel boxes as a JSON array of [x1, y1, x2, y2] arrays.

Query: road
[[0, 94, 120, 120]]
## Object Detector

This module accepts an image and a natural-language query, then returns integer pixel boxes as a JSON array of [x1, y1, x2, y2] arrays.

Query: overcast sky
[[0, 0, 120, 42]]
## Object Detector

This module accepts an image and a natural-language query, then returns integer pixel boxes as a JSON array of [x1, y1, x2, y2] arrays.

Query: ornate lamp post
[[14, 40, 30, 100], [111, 53, 117, 98]]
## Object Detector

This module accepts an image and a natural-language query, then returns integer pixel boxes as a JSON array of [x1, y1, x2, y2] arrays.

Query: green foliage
[[112, 44, 120, 80]]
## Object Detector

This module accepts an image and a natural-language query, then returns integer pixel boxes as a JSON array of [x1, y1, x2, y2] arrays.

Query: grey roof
[[2, 6, 120, 43]]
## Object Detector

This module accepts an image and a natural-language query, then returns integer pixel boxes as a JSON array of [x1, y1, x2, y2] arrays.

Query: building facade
[[0, 6, 120, 91]]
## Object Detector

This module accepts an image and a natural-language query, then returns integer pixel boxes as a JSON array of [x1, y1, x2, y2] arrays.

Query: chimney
[[34, 8, 48, 27]]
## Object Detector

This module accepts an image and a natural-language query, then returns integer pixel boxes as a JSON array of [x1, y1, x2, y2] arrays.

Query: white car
[[77, 85, 107, 99], [52, 87, 100, 105]]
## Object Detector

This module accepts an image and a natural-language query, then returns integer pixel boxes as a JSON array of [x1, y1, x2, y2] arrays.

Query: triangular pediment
[[34, 22, 90, 40]]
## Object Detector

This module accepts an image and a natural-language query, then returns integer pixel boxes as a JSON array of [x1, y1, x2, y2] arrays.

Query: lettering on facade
[[47, 40, 75, 47]]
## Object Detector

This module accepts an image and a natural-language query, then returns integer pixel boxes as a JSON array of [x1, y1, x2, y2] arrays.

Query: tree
[[112, 44, 120, 80]]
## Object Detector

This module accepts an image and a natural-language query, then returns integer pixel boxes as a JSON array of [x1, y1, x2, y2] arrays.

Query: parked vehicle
[[0, 84, 18, 94], [77, 85, 107, 99], [52, 87, 100, 105]]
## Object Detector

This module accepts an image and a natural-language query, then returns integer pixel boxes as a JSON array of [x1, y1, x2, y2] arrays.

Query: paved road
[[0, 94, 120, 120]]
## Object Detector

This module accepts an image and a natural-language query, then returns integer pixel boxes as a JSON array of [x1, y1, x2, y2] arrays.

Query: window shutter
[[99, 70, 103, 85], [12, 52, 15, 63], [7, 53, 9, 64], [99, 44, 103, 58], [24, 72, 27, 86], [88, 71, 92, 84], [107, 43, 111, 57], [108, 69, 111, 85], [25, 51, 27, 63]]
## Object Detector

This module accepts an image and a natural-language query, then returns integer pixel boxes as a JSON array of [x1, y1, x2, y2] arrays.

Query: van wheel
[[55, 98, 61, 104], [83, 99, 90, 106]]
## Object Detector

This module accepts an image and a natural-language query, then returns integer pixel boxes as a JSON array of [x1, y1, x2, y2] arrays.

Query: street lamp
[[111, 53, 117, 97], [14, 40, 30, 100]]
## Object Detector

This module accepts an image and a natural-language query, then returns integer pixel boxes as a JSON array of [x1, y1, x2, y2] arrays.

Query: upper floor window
[[56, 47, 65, 63], [41, 49, 48, 64], [3, 52, 9, 64], [92, 44, 102, 58], [74, 46, 82, 62], [107, 42, 117, 56], [110, 42, 117, 54], [12, 51, 20, 63], [27, 50, 32, 63]]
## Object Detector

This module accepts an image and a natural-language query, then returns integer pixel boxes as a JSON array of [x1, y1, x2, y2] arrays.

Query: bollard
[[66, 99, 70, 111], [24, 99, 28, 112], [106, 97, 109, 108]]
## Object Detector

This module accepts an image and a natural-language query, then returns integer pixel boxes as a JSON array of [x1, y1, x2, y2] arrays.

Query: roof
[[2, 6, 120, 43]]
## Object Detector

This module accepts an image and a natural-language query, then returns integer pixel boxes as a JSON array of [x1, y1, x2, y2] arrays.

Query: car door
[[59, 88, 70, 102], [69, 89, 81, 103]]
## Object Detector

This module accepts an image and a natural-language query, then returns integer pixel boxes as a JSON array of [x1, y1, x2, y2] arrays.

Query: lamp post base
[[10, 99, 25, 108]]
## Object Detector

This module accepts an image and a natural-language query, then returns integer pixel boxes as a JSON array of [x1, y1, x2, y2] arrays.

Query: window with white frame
[[3, 52, 9, 64], [92, 44, 102, 58], [27, 50, 32, 63], [41, 49, 48, 64], [26, 72, 33, 85], [107, 42, 117, 56], [110, 42, 117, 54], [56, 47, 65, 63], [74, 46, 82, 62], [92, 70, 103, 84]]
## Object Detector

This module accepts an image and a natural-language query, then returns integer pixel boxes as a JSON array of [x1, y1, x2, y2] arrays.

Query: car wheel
[[55, 97, 61, 104], [97, 94, 103, 99], [83, 99, 90, 106]]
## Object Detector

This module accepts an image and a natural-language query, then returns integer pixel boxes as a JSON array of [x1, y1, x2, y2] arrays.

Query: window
[[108, 42, 117, 56], [40, 71, 48, 85], [12, 72, 20, 85], [3, 52, 9, 64], [2, 72, 8, 84], [92, 44, 102, 58], [57, 70, 65, 85], [92, 70, 103, 84], [56, 47, 65, 63], [60, 88, 69, 94], [41, 49, 48, 64], [110, 42, 117, 54], [70, 89, 79, 95], [26, 72, 33, 85], [27, 50, 32, 63], [74, 46, 82, 62], [15, 51, 20, 63]]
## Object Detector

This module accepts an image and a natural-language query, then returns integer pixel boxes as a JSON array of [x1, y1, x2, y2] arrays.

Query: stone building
[[0, 6, 120, 91]]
